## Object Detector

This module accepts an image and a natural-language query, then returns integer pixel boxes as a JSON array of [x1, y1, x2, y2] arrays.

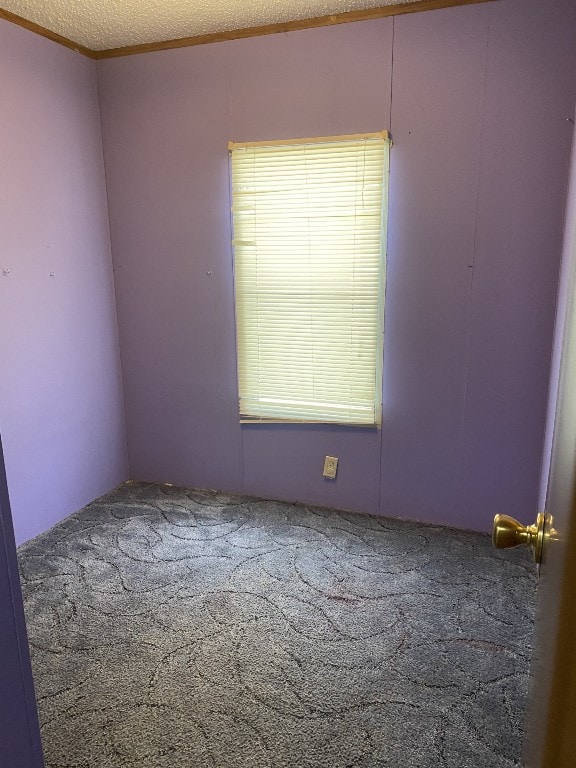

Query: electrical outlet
[[323, 456, 338, 479]]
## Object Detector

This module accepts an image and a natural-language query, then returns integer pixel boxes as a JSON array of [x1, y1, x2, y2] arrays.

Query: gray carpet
[[18, 481, 536, 768]]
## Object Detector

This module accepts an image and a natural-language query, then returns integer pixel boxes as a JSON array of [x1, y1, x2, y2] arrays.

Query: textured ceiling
[[0, 0, 414, 51]]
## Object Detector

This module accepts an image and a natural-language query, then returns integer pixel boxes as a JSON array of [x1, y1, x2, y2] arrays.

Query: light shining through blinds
[[230, 133, 390, 425]]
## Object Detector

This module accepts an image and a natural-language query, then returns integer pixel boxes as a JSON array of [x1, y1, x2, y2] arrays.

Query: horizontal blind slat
[[231, 135, 389, 425]]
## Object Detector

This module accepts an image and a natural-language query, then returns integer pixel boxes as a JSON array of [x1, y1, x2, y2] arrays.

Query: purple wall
[[457, 0, 576, 529], [98, 0, 576, 532], [0, 20, 129, 544]]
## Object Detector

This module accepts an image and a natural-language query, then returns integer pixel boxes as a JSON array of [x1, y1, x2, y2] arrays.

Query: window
[[229, 132, 390, 426]]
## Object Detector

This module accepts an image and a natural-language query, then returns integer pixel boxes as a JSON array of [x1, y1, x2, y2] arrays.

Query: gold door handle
[[492, 512, 546, 563]]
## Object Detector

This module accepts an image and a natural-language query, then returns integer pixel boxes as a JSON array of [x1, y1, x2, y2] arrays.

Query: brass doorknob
[[492, 512, 545, 563]]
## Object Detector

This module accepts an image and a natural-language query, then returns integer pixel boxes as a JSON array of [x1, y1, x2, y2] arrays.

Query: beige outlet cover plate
[[323, 456, 338, 479]]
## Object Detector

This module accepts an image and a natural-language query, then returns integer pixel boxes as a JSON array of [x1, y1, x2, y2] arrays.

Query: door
[[0, 434, 45, 768], [520, 130, 576, 765]]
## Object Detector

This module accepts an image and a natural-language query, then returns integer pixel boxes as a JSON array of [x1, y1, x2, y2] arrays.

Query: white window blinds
[[229, 132, 390, 426]]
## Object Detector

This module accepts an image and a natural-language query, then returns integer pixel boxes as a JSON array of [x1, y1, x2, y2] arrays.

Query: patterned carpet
[[18, 482, 536, 768]]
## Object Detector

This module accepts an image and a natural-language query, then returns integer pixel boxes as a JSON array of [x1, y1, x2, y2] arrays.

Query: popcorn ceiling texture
[[0, 0, 413, 50]]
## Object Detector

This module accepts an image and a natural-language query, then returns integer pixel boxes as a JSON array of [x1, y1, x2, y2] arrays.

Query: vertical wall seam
[[389, 17, 396, 137], [94, 62, 132, 480], [225, 43, 246, 494], [459, 4, 492, 450], [379, 16, 395, 516]]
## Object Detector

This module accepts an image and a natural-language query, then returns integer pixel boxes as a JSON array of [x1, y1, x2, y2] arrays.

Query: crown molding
[[94, 0, 497, 59], [0, 7, 97, 58], [0, 0, 497, 61]]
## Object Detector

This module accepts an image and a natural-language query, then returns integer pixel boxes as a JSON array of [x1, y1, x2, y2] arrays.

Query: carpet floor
[[18, 482, 536, 768]]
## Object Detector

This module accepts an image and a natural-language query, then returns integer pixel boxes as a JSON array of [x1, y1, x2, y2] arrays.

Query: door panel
[[0, 435, 44, 768], [523, 127, 576, 766]]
